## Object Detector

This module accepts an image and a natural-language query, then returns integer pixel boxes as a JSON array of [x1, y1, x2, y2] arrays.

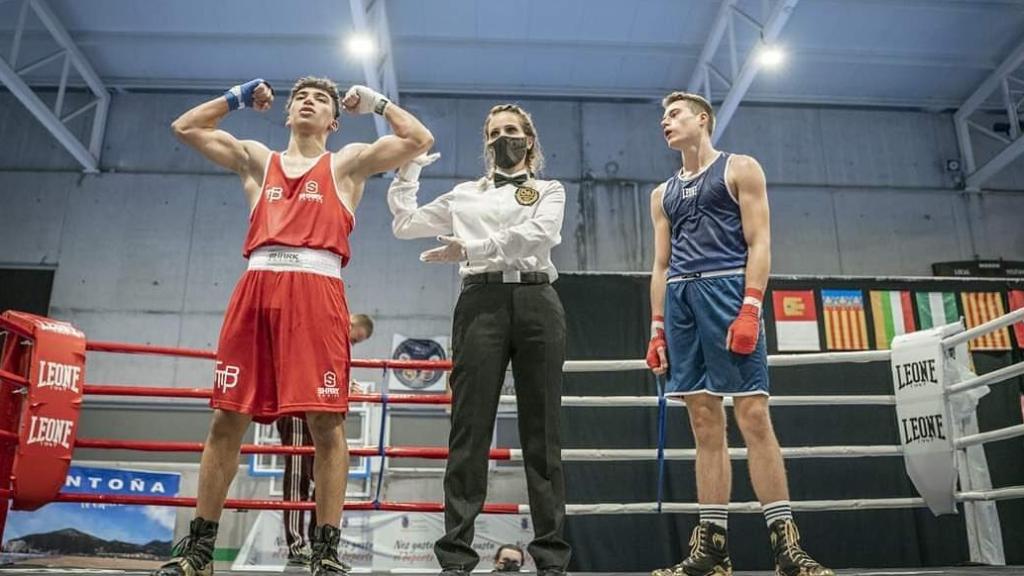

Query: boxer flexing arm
[[171, 78, 274, 209], [332, 86, 434, 212]]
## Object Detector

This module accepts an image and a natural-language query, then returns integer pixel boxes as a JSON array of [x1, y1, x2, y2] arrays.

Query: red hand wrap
[[727, 288, 763, 355], [646, 315, 666, 370]]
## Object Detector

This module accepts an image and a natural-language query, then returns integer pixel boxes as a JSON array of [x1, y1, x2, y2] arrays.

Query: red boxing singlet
[[243, 152, 354, 265]]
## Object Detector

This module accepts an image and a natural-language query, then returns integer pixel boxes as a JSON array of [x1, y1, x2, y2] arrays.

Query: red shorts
[[212, 269, 350, 423]]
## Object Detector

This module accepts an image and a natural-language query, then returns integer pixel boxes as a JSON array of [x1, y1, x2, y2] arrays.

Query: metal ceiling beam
[[349, 0, 398, 139], [0, 0, 108, 172], [954, 36, 1024, 190], [687, 0, 801, 144], [687, 0, 738, 93], [1, 29, 999, 73], [34, 75, 973, 110], [965, 133, 1024, 191]]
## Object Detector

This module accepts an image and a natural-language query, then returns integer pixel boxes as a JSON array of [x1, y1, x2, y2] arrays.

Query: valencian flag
[[915, 292, 958, 329], [1010, 290, 1024, 349], [960, 292, 1011, 350], [870, 290, 916, 349], [770, 290, 820, 351], [821, 289, 869, 350]]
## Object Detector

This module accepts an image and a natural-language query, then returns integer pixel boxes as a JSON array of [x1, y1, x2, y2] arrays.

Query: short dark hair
[[662, 91, 715, 136], [287, 76, 341, 119], [493, 544, 524, 562]]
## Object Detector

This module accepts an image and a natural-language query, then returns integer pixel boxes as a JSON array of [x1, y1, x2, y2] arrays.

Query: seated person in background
[[492, 544, 526, 573]]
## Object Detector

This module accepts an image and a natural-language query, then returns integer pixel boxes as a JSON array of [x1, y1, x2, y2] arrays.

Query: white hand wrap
[[345, 85, 389, 115]]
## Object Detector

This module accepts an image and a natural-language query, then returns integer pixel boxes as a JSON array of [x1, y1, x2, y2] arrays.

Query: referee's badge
[[514, 186, 540, 206]]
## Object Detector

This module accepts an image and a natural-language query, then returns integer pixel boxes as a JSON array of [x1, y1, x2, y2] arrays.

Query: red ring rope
[[0, 368, 29, 386], [73, 438, 511, 460], [45, 493, 521, 514], [82, 384, 454, 405], [86, 340, 452, 370]]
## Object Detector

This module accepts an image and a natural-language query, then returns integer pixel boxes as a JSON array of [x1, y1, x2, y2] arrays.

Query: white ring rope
[[546, 486, 1024, 515], [957, 486, 1024, 502], [558, 308, 1023, 373], [946, 360, 1024, 396], [504, 445, 903, 462], [371, 307, 1024, 518], [955, 423, 1024, 449], [488, 395, 897, 407], [942, 307, 1024, 349], [768, 350, 891, 366], [561, 360, 648, 372], [560, 350, 893, 372]]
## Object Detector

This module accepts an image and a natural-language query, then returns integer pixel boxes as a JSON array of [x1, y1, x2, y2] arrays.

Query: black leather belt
[[464, 271, 549, 285]]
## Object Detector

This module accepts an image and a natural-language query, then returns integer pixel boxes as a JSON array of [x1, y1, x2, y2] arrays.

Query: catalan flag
[[960, 292, 1011, 350], [915, 292, 958, 329], [771, 290, 820, 351], [870, 290, 916, 349], [821, 289, 869, 350], [1010, 290, 1024, 349]]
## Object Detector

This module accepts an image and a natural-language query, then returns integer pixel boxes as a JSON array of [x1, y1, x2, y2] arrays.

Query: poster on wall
[[388, 334, 449, 393], [2, 466, 180, 562], [234, 510, 535, 572]]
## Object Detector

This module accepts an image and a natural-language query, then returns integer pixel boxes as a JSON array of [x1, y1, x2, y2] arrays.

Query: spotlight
[[757, 45, 785, 68], [346, 33, 376, 58]]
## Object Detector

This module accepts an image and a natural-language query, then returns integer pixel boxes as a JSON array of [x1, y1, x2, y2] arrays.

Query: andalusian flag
[[870, 290, 916, 349], [960, 292, 1011, 350], [821, 289, 869, 350], [915, 292, 958, 329]]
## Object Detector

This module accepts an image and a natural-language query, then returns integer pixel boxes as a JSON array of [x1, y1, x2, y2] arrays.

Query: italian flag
[[870, 290, 916, 349], [915, 292, 958, 329]]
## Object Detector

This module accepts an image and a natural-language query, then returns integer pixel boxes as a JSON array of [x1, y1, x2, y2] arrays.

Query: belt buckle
[[502, 270, 522, 283]]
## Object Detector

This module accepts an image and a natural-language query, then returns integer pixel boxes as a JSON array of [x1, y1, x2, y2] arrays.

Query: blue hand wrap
[[224, 78, 270, 111]]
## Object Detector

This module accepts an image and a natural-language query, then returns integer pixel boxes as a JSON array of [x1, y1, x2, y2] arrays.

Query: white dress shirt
[[388, 171, 565, 281]]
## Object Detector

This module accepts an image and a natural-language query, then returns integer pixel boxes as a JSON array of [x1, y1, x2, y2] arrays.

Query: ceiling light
[[346, 33, 376, 58], [757, 45, 785, 68]]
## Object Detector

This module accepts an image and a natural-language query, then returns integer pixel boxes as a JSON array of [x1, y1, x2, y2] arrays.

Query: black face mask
[[489, 136, 529, 171], [494, 559, 521, 572]]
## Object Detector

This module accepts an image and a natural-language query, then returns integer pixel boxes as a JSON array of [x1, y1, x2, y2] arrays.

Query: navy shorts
[[663, 274, 769, 397]]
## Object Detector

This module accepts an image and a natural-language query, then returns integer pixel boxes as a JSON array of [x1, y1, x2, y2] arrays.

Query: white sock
[[699, 504, 728, 529], [763, 500, 793, 528]]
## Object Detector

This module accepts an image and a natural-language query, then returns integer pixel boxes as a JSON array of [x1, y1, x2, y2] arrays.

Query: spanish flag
[[821, 289, 869, 350], [960, 292, 1011, 350]]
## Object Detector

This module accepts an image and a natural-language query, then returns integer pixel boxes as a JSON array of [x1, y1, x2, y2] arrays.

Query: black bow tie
[[493, 173, 529, 189]]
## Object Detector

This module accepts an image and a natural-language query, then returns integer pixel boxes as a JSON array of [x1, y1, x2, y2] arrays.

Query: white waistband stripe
[[248, 246, 342, 279]]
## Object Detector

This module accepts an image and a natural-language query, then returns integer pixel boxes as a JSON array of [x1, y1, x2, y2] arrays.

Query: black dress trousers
[[434, 281, 571, 571]]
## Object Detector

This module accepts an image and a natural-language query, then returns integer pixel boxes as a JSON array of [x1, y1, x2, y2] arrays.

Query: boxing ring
[[0, 306, 1022, 575]]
